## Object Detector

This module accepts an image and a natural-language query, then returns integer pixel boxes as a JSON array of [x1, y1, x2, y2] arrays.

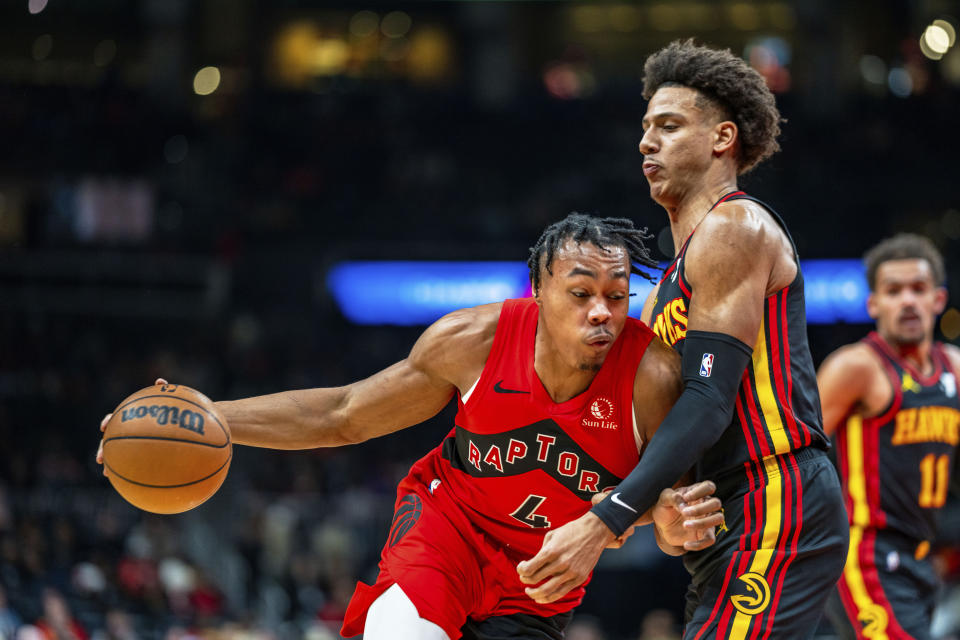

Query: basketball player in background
[[521, 39, 849, 638], [818, 234, 960, 640], [98, 214, 724, 640]]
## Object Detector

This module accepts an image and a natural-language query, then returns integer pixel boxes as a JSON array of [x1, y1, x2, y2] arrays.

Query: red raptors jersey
[[403, 296, 653, 555]]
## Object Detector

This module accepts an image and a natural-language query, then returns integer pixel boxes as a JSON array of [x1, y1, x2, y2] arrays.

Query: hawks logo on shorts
[[730, 572, 771, 615], [388, 494, 422, 547]]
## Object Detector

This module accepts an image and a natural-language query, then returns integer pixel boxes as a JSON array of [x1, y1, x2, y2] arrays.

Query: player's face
[[868, 259, 947, 347], [639, 86, 722, 205], [535, 240, 631, 372]]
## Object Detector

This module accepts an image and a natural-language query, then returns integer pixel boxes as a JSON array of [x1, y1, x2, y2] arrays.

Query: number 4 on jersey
[[510, 494, 552, 528]]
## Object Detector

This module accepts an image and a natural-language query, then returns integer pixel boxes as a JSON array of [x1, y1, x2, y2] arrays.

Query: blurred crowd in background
[[2, 0, 960, 638]]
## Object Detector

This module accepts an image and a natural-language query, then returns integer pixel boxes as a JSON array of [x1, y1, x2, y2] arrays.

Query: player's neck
[[664, 178, 739, 256], [877, 331, 935, 375], [533, 333, 597, 403]]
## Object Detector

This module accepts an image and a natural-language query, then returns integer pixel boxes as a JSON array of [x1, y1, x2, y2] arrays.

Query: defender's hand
[[517, 511, 615, 604], [97, 378, 168, 472], [653, 480, 723, 552]]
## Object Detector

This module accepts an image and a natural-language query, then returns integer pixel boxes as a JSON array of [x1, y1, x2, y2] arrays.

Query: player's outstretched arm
[[816, 344, 878, 437], [96, 304, 499, 460], [217, 304, 498, 449]]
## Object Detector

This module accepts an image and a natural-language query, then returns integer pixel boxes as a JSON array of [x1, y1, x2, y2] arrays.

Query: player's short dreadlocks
[[864, 233, 946, 291], [642, 39, 783, 174], [527, 213, 658, 294]]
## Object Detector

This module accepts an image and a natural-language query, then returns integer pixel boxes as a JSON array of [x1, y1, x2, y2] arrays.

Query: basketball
[[102, 383, 232, 514]]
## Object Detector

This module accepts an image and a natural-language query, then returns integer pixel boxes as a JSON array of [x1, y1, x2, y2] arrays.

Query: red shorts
[[340, 478, 585, 639]]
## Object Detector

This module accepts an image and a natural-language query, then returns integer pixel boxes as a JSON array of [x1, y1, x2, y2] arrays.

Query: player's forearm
[[217, 387, 353, 449], [592, 331, 751, 536]]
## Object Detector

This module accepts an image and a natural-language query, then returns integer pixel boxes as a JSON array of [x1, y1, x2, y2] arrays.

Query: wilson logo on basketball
[[121, 405, 206, 435], [583, 398, 618, 430]]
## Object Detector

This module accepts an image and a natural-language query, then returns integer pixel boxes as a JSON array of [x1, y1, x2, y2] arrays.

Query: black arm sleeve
[[590, 330, 753, 536]]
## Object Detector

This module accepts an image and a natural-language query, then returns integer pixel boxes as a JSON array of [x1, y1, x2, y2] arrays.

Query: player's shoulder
[[421, 302, 502, 347], [940, 342, 960, 371], [687, 198, 781, 265], [634, 336, 681, 390], [410, 302, 502, 371], [820, 341, 882, 376]]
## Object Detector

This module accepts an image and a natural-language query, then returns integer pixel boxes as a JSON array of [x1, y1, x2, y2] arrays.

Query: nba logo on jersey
[[941, 372, 957, 398], [700, 353, 714, 378]]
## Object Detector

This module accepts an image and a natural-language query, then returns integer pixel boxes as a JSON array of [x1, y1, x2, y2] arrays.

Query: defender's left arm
[[587, 204, 783, 538], [518, 329, 724, 602]]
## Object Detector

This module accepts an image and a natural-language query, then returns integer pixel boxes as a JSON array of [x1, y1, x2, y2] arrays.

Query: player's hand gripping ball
[[102, 383, 231, 514]]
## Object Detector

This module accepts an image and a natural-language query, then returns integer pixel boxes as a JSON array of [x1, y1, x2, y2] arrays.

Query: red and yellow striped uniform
[[650, 192, 847, 639]]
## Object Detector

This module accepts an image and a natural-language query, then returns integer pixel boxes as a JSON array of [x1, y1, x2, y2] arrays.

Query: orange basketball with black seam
[[103, 384, 231, 514]]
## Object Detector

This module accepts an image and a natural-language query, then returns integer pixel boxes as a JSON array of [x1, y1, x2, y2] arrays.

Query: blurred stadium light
[[327, 259, 872, 326]]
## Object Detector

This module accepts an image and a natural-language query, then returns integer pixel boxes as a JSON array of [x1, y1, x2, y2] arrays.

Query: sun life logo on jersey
[[583, 397, 618, 430]]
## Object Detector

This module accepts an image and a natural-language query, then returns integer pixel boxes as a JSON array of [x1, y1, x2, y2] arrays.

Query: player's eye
[[571, 290, 589, 298]]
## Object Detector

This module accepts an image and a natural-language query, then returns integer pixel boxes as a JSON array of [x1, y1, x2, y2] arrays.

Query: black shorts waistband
[[711, 446, 828, 493]]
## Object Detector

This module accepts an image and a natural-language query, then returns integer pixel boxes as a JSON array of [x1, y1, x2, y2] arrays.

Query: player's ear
[[714, 120, 737, 155], [934, 286, 948, 315], [866, 292, 879, 320]]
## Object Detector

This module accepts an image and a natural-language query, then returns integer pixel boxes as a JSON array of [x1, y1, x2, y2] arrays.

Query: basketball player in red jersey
[[522, 40, 849, 638], [97, 214, 724, 640], [819, 234, 960, 640]]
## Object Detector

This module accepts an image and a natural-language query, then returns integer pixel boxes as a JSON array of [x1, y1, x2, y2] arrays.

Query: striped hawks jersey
[[648, 191, 830, 482], [835, 332, 960, 543]]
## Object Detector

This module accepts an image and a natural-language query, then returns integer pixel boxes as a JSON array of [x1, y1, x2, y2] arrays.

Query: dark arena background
[[1, 1, 960, 639]]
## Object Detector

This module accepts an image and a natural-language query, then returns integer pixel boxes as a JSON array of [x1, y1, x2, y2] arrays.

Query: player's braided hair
[[642, 39, 783, 174], [864, 233, 946, 291], [527, 213, 658, 294]]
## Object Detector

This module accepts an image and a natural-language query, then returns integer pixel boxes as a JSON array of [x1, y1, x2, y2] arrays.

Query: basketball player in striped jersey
[[520, 40, 849, 638], [97, 214, 724, 640], [819, 234, 960, 640]]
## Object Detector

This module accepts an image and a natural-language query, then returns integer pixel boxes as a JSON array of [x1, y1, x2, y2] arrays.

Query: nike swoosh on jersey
[[494, 380, 530, 394], [610, 492, 638, 513]]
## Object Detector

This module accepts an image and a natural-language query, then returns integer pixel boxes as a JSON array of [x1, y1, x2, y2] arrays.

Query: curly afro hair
[[642, 39, 783, 174]]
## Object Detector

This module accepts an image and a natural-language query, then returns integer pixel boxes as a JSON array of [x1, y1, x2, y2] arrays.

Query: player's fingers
[[155, 378, 168, 386], [684, 527, 717, 551], [659, 487, 684, 509], [679, 480, 717, 501], [684, 512, 726, 532], [682, 497, 722, 519], [96, 439, 104, 466], [525, 575, 583, 604], [517, 551, 555, 584], [100, 413, 112, 432], [591, 490, 612, 506]]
